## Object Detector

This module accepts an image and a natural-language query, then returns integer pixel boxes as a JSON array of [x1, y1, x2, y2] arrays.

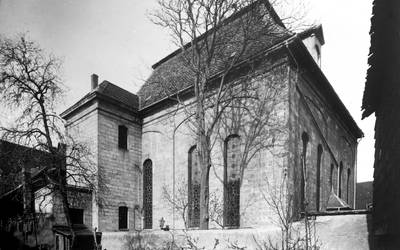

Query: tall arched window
[[330, 164, 334, 192], [301, 132, 309, 211], [347, 168, 351, 204], [338, 162, 343, 198], [118, 206, 128, 230], [224, 135, 241, 227], [143, 159, 152, 229], [188, 146, 200, 228], [316, 144, 323, 211]]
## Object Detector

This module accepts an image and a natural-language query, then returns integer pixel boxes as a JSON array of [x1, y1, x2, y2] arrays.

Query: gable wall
[[288, 64, 358, 215]]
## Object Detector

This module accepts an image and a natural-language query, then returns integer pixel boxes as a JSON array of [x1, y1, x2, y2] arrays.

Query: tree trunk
[[196, 76, 211, 230], [199, 148, 211, 229]]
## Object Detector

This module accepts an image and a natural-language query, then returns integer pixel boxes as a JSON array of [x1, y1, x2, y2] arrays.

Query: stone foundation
[[101, 213, 371, 250]]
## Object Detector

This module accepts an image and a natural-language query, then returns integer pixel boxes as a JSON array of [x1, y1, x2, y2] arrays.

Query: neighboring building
[[362, 0, 400, 248], [60, 0, 362, 235], [356, 181, 373, 210], [0, 140, 95, 249]]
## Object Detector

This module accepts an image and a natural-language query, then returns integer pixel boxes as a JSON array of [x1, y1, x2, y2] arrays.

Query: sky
[[0, 0, 374, 182]]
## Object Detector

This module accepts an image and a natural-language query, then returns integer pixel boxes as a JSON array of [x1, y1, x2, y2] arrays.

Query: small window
[[338, 162, 343, 198], [301, 132, 309, 211], [347, 168, 351, 204], [118, 125, 128, 149], [70, 208, 84, 225], [118, 206, 128, 230]]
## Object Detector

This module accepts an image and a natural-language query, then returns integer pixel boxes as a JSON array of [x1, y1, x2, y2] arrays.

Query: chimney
[[91, 74, 99, 90]]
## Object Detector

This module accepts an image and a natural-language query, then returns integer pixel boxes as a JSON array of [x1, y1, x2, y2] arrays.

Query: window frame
[[118, 206, 129, 230], [223, 134, 241, 228], [188, 145, 200, 228], [118, 125, 128, 150]]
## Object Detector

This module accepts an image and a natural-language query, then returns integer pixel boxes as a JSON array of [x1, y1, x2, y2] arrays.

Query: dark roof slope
[[138, 0, 292, 108], [61, 80, 139, 119], [96, 80, 139, 108]]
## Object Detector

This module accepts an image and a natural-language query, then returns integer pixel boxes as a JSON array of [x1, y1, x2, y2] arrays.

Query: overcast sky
[[0, 0, 374, 181]]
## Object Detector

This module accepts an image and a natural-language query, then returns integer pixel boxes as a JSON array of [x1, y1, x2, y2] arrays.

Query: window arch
[[347, 168, 351, 204], [316, 144, 323, 211], [119, 206, 128, 230], [338, 162, 343, 198], [188, 146, 200, 228], [301, 132, 309, 211], [224, 135, 241, 227], [143, 159, 152, 229], [118, 125, 128, 149]]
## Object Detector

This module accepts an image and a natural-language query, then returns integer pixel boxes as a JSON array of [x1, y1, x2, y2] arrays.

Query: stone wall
[[288, 64, 358, 215], [97, 100, 142, 231], [141, 59, 292, 229], [101, 214, 371, 250], [65, 100, 99, 229]]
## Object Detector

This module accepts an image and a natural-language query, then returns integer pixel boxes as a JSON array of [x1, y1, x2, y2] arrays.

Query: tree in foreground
[[0, 34, 104, 247]]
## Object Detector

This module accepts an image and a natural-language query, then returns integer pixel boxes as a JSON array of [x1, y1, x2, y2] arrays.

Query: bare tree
[[162, 180, 224, 229], [0, 34, 105, 247], [257, 167, 319, 250], [150, 0, 295, 229]]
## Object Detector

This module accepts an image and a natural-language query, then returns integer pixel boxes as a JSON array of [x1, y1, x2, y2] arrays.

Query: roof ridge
[[151, 0, 285, 70]]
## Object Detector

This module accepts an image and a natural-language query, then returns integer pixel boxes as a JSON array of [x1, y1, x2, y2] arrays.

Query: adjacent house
[[362, 0, 400, 248]]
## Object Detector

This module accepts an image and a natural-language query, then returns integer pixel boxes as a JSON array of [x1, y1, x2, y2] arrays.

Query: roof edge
[[151, 0, 286, 70], [289, 37, 363, 139]]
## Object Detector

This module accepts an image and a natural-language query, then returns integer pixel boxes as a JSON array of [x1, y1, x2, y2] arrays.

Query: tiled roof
[[138, 0, 291, 108], [96, 81, 139, 109], [60, 80, 139, 119]]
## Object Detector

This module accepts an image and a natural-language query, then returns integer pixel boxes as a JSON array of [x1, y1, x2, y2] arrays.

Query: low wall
[[101, 214, 372, 250]]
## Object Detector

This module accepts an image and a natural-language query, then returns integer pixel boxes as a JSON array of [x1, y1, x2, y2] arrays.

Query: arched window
[[224, 135, 241, 227], [188, 146, 200, 228], [338, 162, 343, 198], [301, 132, 309, 211], [143, 159, 152, 229], [118, 125, 128, 149], [347, 168, 351, 204], [329, 164, 334, 192], [118, 206, 128, 230], [316, 144, 323, 211]]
